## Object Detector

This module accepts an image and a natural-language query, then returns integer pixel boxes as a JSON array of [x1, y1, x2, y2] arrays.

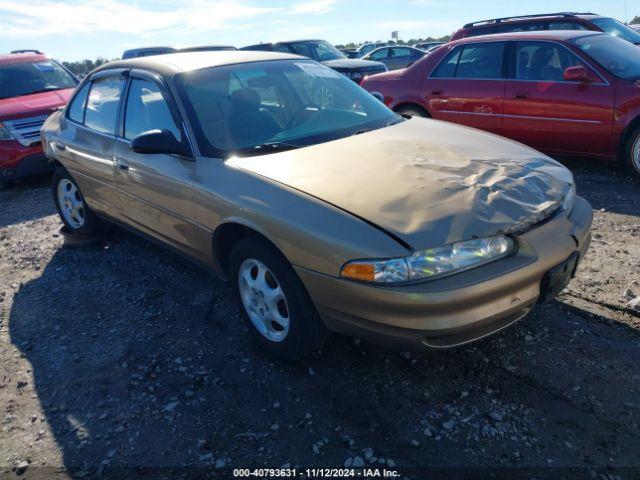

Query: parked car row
[[361, 30, 640, 177], [1, 10, 638, 358]]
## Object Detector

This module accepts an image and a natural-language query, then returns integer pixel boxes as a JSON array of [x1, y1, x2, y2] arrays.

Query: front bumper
[[0, 140, 51, 181], [295, 197, 593, 349]]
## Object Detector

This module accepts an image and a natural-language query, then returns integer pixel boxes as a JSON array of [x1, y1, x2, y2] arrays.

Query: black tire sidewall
[[229, 236, 329, 360], [397, 106, 428, 118], [52, 167, 99, 235]]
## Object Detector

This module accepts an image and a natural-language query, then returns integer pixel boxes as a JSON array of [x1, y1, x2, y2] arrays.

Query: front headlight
[[0, 122, 14, 141], [341, 236, 514, 284]]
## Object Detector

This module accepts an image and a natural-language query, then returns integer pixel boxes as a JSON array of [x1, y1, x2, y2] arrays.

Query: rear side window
[[547, 21, 588, 30], [432, 43, 505, 79], [124, 79, 181, 140], [431, 47, 462, 77], [85, 76, 126, 134], [67, 82, 90, 123], [495, 21, 547, 33]]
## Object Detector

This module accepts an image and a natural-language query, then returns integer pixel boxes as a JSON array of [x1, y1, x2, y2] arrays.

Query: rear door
[[425, 41, 506, 135], [503, 41, 614, 155], [54, 70, 127, 219], [112, 70, 201, 258]]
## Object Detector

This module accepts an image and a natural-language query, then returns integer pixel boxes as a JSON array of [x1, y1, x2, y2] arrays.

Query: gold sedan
[[42, 51, 592, 359]]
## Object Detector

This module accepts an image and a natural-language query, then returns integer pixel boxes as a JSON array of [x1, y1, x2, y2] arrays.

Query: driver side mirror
[[130, 129, 191, 157], [563, 65, 592, 83]]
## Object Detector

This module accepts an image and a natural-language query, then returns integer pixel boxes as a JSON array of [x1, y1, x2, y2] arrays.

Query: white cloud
[[287, 0, 336, 15], [0, 0, 275, 38]]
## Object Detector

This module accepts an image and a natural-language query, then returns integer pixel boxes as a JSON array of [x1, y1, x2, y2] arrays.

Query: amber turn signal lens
[[341, 263, 375, 282]]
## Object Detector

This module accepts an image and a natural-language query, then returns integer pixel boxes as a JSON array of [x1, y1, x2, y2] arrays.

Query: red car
[[0, 50, 78, 187], [361, 31, 640, 177]]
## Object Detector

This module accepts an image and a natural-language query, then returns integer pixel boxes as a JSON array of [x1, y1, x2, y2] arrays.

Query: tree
[[61, 57, 116, 76], [631, 15, 640, 25]]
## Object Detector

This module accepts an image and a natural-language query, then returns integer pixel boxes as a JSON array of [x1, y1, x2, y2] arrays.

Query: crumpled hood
[[0, 89, 74, 121], [227, 118, 573, 250], [322, 58, 386, 70]]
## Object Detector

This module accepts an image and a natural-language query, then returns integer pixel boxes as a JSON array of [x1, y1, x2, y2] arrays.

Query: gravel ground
[[0, 158, 639, 480]]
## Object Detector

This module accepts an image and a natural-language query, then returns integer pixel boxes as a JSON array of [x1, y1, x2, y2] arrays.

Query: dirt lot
[[0, 158, 639, 480]]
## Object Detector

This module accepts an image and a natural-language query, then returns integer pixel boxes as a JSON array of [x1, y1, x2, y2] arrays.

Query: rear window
[[0, 60, 77, 99]]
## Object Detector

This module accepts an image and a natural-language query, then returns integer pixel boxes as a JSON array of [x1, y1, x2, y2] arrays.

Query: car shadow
[[0, 174, 56, 228], [8, 229, 640, 475], [556, 156, 640, 217]]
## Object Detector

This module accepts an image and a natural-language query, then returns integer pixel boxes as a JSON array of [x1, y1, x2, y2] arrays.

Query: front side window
[[84, 76, 126, 134], [176, 60, 401, 157], [514, 41, 594, 82], [571, 34, 640, 80], [0, 60, 77, 99], [67, 82, 90, 123], [124, 78, 181, 140]]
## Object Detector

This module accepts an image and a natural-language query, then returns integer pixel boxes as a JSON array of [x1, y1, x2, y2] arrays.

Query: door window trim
[[119, 68, 195, 160]]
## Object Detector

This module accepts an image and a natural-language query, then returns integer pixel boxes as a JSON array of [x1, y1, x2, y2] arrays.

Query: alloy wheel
[[57, 178, 85, 229], [238, 258, 290, 342]]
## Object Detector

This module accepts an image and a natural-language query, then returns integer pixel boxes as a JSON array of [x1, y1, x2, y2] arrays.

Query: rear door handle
[[432, 90, 443, 95], [514, 92, 530, 99], [114, 157, 130, 171]]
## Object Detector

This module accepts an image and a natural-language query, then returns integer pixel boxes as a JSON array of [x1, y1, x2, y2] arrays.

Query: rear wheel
[[396, 105, 429, 118], [52, 167, 101, 235], [624, 127, 640, 178], [229, 236, 330, 360]]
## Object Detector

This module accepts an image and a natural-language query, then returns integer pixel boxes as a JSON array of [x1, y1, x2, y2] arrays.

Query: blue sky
[[0, 0, 634, 61]]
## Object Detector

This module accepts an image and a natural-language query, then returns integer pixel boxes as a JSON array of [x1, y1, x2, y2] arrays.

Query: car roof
[[462, 12, 602, 28], [0, 52, 48, 65], [92, 50, 304, 77], [451, 30, 604, 44]]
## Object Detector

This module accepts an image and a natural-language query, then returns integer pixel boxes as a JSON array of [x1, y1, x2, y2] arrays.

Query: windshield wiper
[[231, 141, 302, 157]]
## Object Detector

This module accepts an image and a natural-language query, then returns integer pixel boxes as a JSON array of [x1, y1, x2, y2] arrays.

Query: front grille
[[3, 115, 48, 147]]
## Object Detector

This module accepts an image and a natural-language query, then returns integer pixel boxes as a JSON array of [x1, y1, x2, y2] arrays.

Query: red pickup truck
[[0, 50, 78, 188]]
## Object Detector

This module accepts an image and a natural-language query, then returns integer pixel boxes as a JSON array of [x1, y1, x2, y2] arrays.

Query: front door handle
[[54, 141, 66, 151], [514, 92, 530, 99], [114, 157, 130, 171], [432, 89, 443, 95]]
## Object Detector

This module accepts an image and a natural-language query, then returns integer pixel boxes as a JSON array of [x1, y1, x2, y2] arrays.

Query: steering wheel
[[287, 104, 318, 129]]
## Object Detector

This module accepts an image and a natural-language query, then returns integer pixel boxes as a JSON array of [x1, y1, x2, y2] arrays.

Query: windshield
[[571, 34, 640, 80], [591, 17, 640, 44], [0, 60, 77, 99], [176, 60, 400, 157], [287, 41, 346, 61]]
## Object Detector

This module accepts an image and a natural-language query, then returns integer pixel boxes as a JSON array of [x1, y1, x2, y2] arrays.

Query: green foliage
[[336, 34, 450, 50], [61, 57, 118, 76]]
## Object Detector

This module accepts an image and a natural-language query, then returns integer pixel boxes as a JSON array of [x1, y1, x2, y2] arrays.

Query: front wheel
[[624, 128, 640, 178], [52, 167, 101, 236], [229, 237, 330, 360]]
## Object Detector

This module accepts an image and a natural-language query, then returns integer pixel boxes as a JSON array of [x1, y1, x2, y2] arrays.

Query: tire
[[396, 105, 429, 118], [52, 167, 101, 236], [229, 236, 330, 360], [624, 127, 640, 178]]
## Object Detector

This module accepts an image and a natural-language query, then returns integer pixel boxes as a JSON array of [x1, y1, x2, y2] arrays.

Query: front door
[[503, 41, 614, 156], [112, 72, 200, 258], [425, 41, 507, 135]]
